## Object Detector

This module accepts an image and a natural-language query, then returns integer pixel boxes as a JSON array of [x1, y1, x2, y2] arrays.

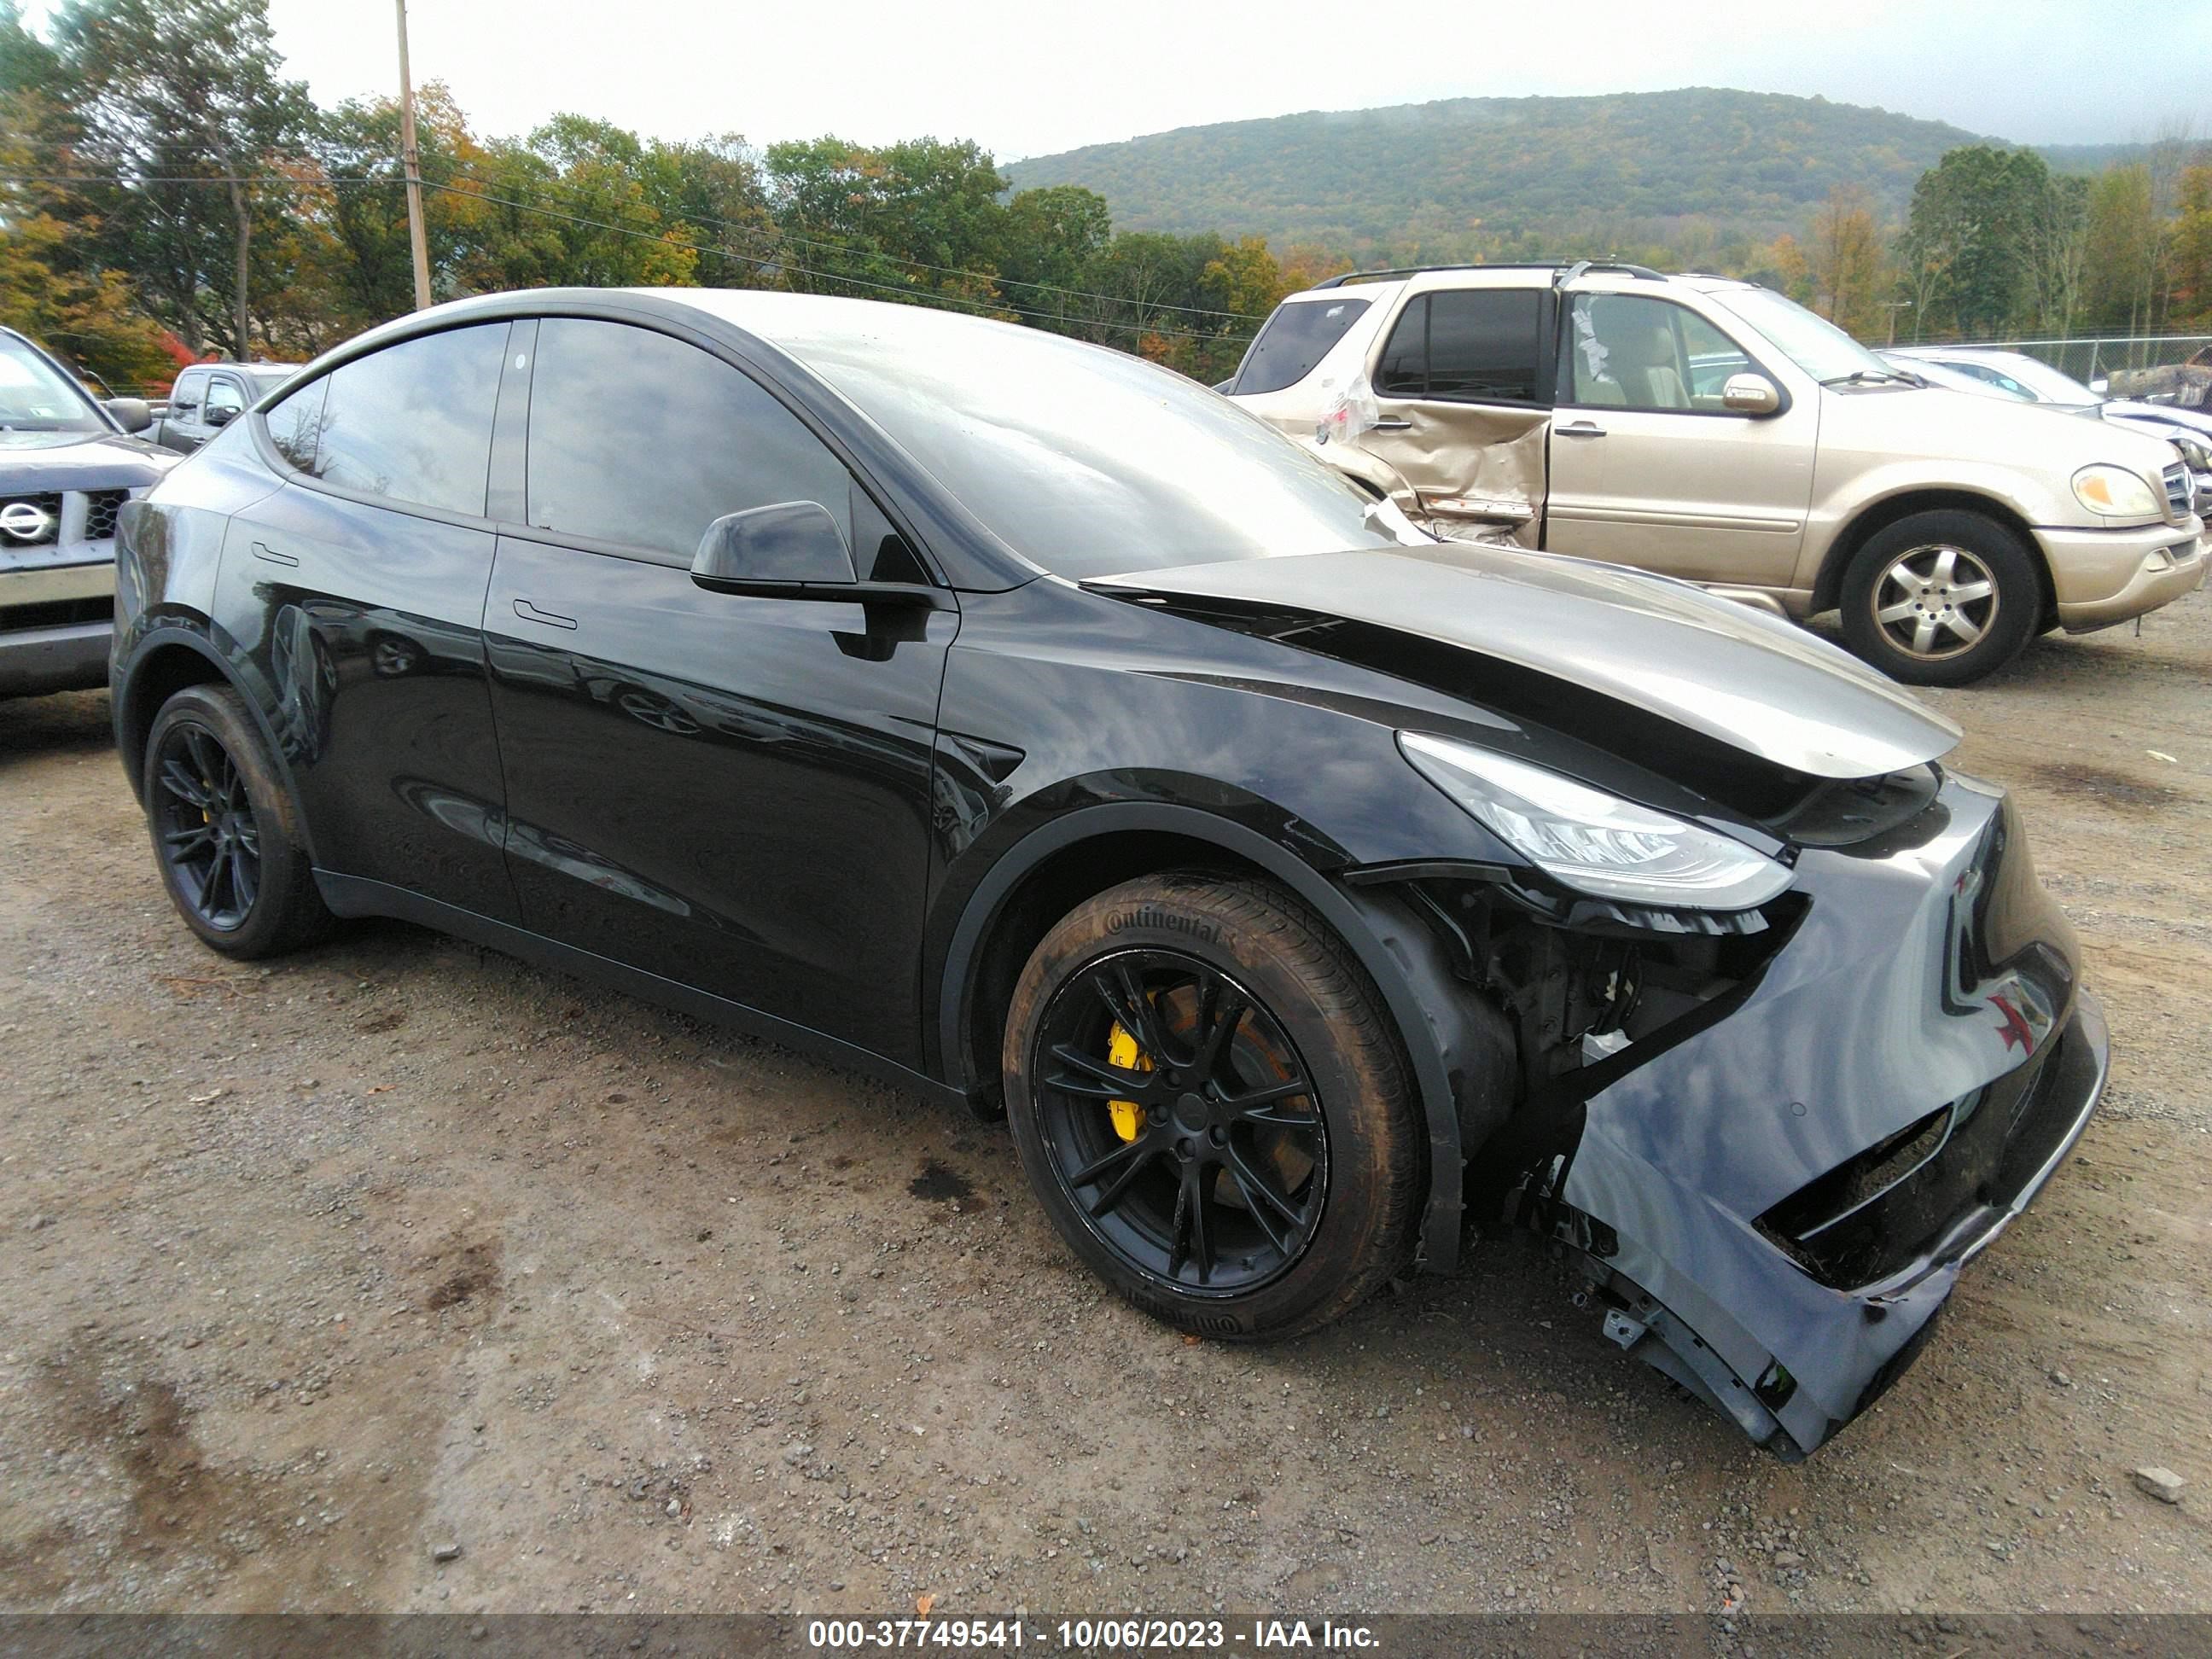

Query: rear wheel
[[143, 684, 331, 958], [1838, 509, 2041, 685], [1002, 873, 1423, 1341]]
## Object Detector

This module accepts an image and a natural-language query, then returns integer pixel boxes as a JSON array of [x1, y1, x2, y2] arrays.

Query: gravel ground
[[1, 593, 2208, 1619]]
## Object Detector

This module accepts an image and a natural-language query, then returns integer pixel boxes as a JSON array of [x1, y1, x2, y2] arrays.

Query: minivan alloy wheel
[[152, 721, 261, 931], [1032, 948, 1329, 1294], [1871, 542, 1999, 661]]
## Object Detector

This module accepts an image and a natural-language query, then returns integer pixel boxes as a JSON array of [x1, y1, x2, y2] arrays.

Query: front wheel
[[1838, 510, 2042, 686], [1002, 874, 1423, 1341]]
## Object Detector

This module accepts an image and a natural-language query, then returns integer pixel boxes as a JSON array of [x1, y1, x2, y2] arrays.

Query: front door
[[1354, 285, 1555, 546], [1544, 291, 1818, 585], [480, 317, 952, 1068]]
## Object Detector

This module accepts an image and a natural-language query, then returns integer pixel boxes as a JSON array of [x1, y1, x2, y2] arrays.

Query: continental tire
[[1003, 872, 1423, 1341]]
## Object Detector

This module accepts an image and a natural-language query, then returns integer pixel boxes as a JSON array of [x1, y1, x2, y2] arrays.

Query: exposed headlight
[[2172, 435, 2211, 474], [2071, 463, 2160, 518], [1399, 732, 1793, 911]]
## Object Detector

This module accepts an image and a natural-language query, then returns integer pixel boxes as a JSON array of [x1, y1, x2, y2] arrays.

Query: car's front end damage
[[1361, 765, 2103, 1459], [1087, 542, 2108, 1457]]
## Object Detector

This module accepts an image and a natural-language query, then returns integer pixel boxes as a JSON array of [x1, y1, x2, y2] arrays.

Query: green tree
[[765, 136, 1007, 306], [2082, 164, 2161, 334], [49, 0, 311, 356], [997, 184, 1110, 331], [1896, 145, 2054, 337]]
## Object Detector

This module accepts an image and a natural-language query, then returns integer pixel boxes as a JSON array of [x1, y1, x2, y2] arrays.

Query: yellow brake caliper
[[1106, 1022, 1151, 1142]]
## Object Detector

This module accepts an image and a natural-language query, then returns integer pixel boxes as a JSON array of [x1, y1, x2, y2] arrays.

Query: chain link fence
[[1970, 334, 2212, 399]]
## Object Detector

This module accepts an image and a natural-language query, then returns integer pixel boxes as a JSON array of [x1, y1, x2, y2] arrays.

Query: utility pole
[[395, 0, 433, 311]]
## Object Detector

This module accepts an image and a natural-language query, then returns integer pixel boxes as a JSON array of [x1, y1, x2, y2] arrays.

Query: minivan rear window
[[1229, 298, 1371, 395]]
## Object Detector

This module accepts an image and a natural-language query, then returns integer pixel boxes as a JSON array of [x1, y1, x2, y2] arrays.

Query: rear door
[[1543, 291, 1817, 584], [220, 322, 519, 917], [1354, 283, 1554, 546]]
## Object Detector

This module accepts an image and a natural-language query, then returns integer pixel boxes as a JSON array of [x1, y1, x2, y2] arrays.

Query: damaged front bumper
[[1527, 771, 2107, 1458]]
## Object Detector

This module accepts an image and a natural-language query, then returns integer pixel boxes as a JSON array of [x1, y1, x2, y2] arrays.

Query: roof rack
[[1312, 260, 1668, 291], [1311, 262, 1569, 290], [1554, 260, 1668, 287]]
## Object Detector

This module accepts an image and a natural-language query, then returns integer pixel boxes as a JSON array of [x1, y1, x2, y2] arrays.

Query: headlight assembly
[[1399, 731, 1792, 911], [2071, 463, 2160, 518]]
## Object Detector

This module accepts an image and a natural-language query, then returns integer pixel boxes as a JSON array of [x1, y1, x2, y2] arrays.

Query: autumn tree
[[1807, 185, 1884, 336]]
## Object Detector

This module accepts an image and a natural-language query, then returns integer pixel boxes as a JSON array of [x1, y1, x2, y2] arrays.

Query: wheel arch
[[114, 629, 320, 861], [1813, 490, 2056, 626], [934, 803, 1474, 1271]]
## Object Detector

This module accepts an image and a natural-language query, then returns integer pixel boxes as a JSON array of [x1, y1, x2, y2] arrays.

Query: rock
[[783, 1443, 814, 1465], [1773, 1551, 1802, 1569], [2131, 1467, 2185, 1505], [430, 1541, 462, 1563], [666, 1498, 682, 1518]]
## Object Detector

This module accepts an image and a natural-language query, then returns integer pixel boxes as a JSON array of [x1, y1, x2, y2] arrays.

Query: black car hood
[[1087, 544, 1959, 781], [0, 430, 177, 493]]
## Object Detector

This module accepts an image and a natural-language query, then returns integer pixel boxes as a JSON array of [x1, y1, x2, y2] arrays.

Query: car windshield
[[1712, 288, 1897, 385], [1230, 296, 1373, 395], [1980, 355, 2099, 405], [748, 297, 1413, 579], [0, 335, 106, 445]]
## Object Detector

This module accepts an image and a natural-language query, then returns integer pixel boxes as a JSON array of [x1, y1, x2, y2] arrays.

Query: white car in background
[[1887, 346, 2212, 518]]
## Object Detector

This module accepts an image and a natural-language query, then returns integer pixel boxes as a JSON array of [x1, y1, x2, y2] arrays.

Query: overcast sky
[[62, 0, 2212, 158]]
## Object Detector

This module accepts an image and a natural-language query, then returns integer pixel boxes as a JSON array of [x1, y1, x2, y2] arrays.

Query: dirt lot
[[2, 599, 2208, 1621]]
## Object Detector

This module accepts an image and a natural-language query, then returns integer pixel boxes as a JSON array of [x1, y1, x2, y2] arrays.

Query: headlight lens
[[2072, 463, 2160, 517], [2173, 436, 2211, 474], [1399, 732, 1792, 911]]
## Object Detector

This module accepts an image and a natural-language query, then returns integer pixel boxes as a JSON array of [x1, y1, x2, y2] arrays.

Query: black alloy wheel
[[142, 684, 332, 958], [152, 719, 261, 932], [1032, 949, 1329, 1294], [1004, 874, 1423, 1342]]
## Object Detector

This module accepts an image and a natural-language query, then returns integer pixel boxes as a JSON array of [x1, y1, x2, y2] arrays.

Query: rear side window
[[262, 378, 326, 471], [170, 369, 205, 411], [1230, 298, 1370, 395], [524, 318, 856, 563], [1374, 290, 1545, 403], [290, 323, 508, 516]]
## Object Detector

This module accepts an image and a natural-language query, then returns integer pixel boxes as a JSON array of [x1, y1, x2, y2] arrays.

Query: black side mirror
[[206, 405, 238, 428], [104, 397, 153, 434], [691, 501, 947, 609]]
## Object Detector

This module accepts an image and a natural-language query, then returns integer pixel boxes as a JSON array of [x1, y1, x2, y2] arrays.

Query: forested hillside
[[1006, 89, 2104, 259]]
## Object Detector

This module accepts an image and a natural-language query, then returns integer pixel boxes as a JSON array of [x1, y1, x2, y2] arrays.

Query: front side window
[[1565, 294, 1759, 413], [525, 319, 858, 563], [300, 323, 508, 515], [206, 378, 247, 420], [1375, 290, 1544, 403], [1231, 297, 1371, 395]]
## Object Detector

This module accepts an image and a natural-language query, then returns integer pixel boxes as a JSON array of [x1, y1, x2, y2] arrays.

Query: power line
[[1, 165, 1272, 325]]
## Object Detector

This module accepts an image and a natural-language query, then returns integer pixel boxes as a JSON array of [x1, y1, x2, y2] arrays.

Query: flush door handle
[[250, 539, 298, 567], [512, 597, 577, 630]]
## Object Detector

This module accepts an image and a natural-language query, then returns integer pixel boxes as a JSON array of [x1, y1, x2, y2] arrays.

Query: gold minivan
[[1226, 264, 2206, 684]]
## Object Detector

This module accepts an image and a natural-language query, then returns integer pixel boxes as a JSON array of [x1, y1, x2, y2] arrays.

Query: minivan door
[[1353, 285, 1554, 546], [1544, 291, 1817, 585]]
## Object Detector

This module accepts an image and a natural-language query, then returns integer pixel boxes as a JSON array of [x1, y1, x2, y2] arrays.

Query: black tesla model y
[[111, 290, 2107, 1458]]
